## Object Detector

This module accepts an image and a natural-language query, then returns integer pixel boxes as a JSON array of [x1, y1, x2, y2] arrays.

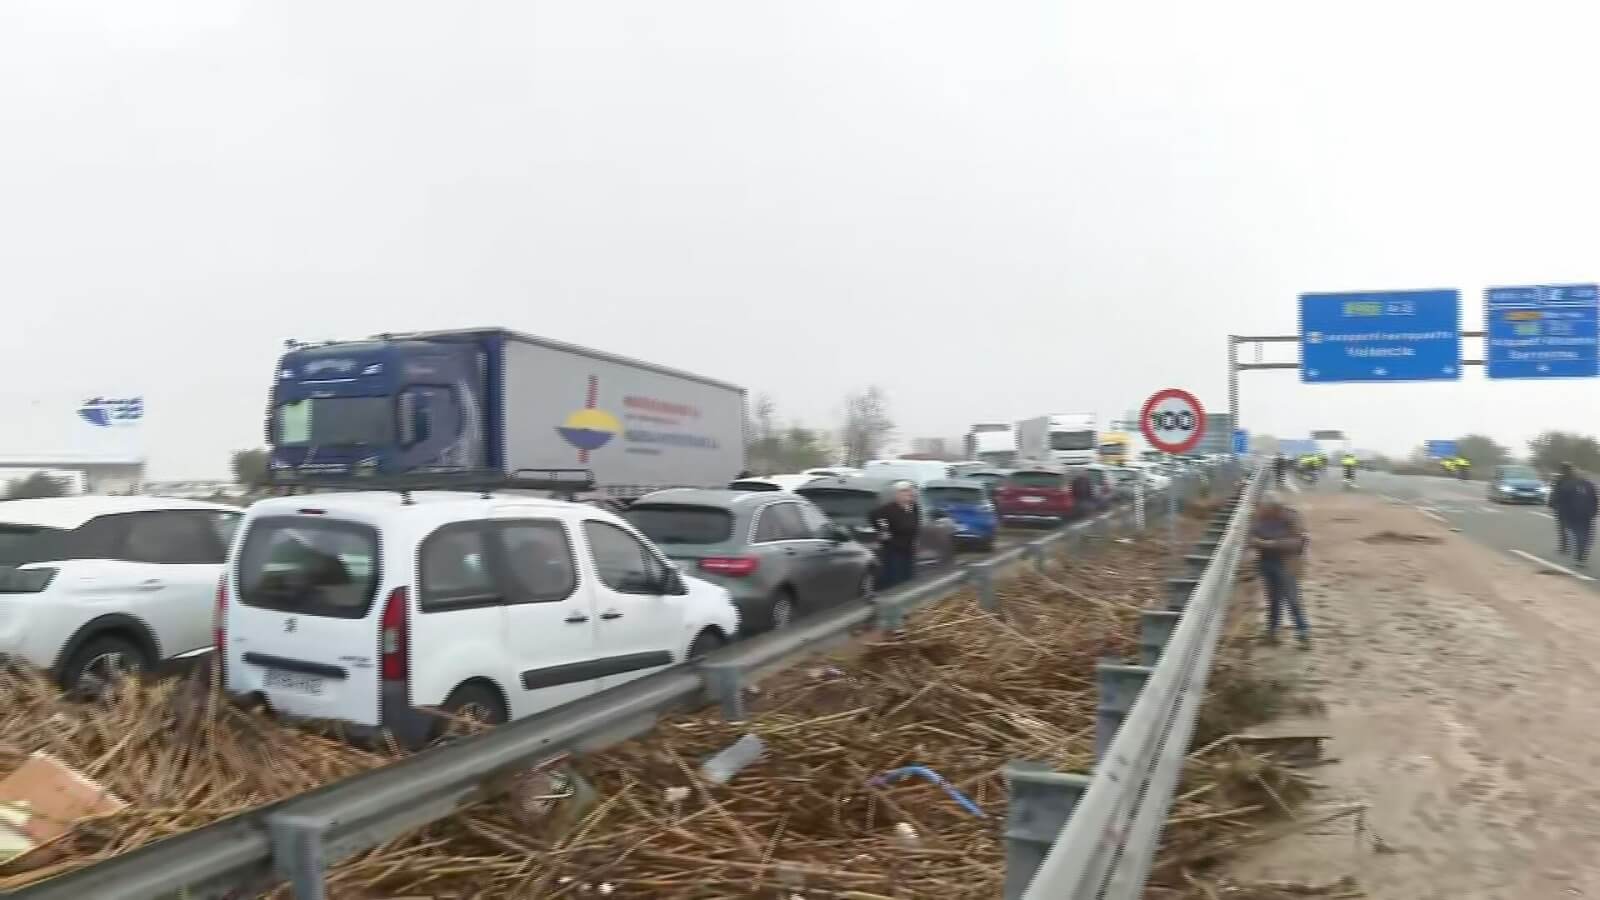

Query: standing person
[[1273, 454, 1288, 487], [871, 481, 921, 589], [1250, 492, 1310, 647], [1549, 463, 1599, 565]]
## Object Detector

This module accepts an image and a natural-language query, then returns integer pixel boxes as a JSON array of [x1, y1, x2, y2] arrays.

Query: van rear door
[[228, 515, 384, 726]]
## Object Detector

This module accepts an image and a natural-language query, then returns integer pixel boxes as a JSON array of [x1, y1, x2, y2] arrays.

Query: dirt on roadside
[[1220, 491, 1600, 900]]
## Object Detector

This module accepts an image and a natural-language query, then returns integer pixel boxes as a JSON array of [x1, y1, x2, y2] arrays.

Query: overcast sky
[[3, 1, 1599, 477]]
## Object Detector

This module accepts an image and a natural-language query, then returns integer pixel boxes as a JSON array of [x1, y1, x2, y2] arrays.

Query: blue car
[[923, 479, 998, 552], [1487, 464, 1548, 505]]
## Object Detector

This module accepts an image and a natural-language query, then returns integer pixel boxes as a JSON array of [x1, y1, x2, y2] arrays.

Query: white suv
[[221, 490, 741, 745], [0, 496, 242, 692]]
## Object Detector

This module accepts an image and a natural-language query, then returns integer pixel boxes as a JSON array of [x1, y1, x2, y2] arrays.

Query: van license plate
[[265, 670, 325, 695], [1021, 496, 1044, 504]]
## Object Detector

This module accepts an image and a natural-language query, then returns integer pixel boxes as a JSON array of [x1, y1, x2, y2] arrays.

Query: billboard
[[0, 393, 146, 465]]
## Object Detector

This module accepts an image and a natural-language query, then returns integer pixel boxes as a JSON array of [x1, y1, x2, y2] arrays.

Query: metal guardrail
[[10, 472, 1222, 900], [1014, 463, 1262, 900]]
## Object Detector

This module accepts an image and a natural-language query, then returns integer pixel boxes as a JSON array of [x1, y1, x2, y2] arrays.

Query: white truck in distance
[[1016, 414, 1098, 467], [963, 424, 1017, 468]]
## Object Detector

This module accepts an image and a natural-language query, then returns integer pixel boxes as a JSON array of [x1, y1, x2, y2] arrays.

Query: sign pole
[[1166, 452, 1179, 559], [1134, 475, 1146, 531]]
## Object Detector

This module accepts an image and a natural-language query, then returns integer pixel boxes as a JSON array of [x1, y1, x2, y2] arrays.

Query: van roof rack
[[267, 468, 596, 503]]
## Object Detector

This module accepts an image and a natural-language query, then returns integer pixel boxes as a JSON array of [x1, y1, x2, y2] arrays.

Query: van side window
[[761, 502, 810, 541], [497, 521, 577, 602], [582, 521, 660, 595], [419, 524, 501, 612]]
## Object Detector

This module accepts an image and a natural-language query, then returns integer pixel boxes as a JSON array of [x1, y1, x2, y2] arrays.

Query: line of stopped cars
[[0, 458, 1173, 744]]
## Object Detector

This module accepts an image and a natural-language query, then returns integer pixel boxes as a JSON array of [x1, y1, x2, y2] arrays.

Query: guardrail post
[[967, 560, 999, 613], [1022, 541, 1047, 571], [1192, 539, 1220, 556], [701, 662, 747, 721], [1002, 762, 1092, 900], [267, 812, 330, 900], [1164, 575, 1199, 610], [1182, 552, 1212, 574], [875, 596, 906, 632], [1095, 659, 1153, 761], [1138, 609, 1182, 667]]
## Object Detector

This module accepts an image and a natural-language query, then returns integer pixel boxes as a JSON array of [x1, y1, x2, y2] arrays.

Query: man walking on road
[[1250, 491, 1310, 647], [871, 481, 922, 590], [1549, 463, 1598, 566]]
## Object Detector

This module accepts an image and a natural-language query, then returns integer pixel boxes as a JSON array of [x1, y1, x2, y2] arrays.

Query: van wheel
[[437, 682, 507, 738], [770, 591, 797, 631], [61, 636, 148, 699], [687, 628, 725, 660]]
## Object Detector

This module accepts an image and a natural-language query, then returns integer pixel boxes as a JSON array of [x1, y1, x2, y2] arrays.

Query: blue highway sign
[[1425, 440, 1458, 460], [1299, 289, 1461, 383], [1484, 284, 1599, 379], [1232, 429, 1249, 454]]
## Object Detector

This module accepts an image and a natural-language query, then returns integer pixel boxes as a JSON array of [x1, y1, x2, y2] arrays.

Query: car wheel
[[687, 628, 726, 659], [436, 681, 508, 739], [61, 636, 148, 699], [770, 591, 797, 631]]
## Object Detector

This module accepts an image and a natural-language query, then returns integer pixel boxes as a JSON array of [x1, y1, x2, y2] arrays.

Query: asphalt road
[[1280, 469, 1595, 585]]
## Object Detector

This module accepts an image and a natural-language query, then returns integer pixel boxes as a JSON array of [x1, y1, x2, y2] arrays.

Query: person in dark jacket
[[1250, 491, 1310, 647], [1070, 472, 1094, 513], [871, 481, 921, 589], [1549, 463, 1599, 565]]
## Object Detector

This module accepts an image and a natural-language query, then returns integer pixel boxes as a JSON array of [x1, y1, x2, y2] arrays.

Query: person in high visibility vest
[[1341, 452, 1358, 485], [1452, 456, 1471, 480]]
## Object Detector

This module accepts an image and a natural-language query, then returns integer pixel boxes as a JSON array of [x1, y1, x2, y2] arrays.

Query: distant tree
[[1529, 431, 1600, 475], [5, 473, 69, 500], [839, 386, 894, 468], [1453, 434, 1510, 473], [778, 426, 833, 471], [231, 448, 271, 489]]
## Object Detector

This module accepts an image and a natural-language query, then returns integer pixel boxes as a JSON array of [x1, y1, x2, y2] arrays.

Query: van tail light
[[698, 557, 760, 577], [379, 587, 409, 681], [214, 575, 228, 683]]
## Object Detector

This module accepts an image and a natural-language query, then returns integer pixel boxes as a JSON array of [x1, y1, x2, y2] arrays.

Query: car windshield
[[1008, 471, 1065, 489], [275, 397, 394, 447], [237, 519, 381, 619], [797, 489, 878, 523], [0, 525, 68, 566], [728, 480, 781, 492], [1050, 431, 1095, 451], [623, 505, 734, 545], [925, 486, 986, 507], [1499, 466, 1540, 481]]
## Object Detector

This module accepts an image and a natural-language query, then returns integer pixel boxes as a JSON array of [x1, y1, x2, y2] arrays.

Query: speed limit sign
[[1140, 388, 1206, 455]]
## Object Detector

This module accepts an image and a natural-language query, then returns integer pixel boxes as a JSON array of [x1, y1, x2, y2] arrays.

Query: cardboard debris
[[0, 752, 125, 871]]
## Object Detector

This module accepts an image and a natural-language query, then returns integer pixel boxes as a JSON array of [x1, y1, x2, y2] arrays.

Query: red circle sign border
[[1140, 388, 1207, 455]]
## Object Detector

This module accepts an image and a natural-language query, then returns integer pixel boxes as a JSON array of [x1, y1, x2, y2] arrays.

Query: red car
[[993, 468, 1076, 524]]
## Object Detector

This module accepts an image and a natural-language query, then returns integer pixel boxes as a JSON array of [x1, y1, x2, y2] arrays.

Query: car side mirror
[[851, 524, 880, 543], [822, 524, 850, 543]]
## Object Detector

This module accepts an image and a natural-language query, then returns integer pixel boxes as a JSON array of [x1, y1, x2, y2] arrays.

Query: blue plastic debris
[[869, 765, 987, 818]]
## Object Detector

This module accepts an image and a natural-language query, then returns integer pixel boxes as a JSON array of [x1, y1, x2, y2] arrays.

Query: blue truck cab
[[269, 337, 490, 478]]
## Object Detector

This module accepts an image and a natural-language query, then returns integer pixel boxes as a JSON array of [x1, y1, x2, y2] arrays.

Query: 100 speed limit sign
[[1140, 388, 1206, 455]]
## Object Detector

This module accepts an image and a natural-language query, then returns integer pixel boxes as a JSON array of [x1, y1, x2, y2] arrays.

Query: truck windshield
[[1050, 431, 1095, 451], [276, 397, 394, 447], [624, 505, 734, 545]]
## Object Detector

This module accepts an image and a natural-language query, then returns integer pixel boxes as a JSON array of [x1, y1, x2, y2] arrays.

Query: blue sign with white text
[[1299, 290, 1461, 383], [1232, 430, 1248, 454], [1425, 440, 1457, 460], [1484, 284, 1599, 379]]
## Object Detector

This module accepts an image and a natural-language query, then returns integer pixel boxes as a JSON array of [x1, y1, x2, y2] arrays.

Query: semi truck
[[1016, 413, 1097, 467], [266, 328, 747, 499], [963, 423, 1017, 467]]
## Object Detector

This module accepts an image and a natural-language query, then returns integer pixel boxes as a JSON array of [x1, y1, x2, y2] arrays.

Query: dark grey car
[[624, 489, 876, 633], [793, 476, 958, 571]]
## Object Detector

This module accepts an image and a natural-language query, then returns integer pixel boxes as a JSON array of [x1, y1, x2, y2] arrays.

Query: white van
[[862, 459, 955, 486], [221, 490, 740, 746]]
